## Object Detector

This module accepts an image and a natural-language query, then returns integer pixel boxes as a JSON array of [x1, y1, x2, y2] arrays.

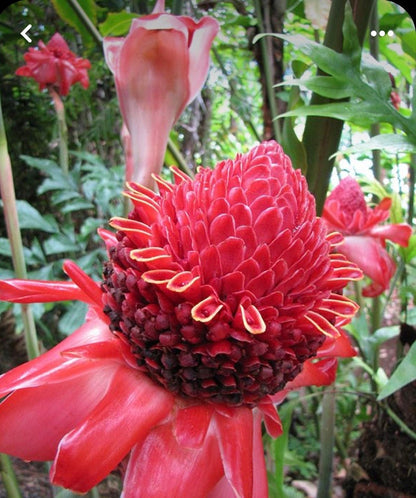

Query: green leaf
[[341, 1, 361, 66], [371, 326, 400, 349], [379, 42, 413, 84], [279, 101, 396, 127], [60, 199, 94, 214], [11, 200, 58, 233], [0, 238, 12, 257], [277, 76, 354, 100], [20, 155, 59, 175], [43, 233, 81, 255], [361, 53, 392, 101], [51, 0, 97, 45], [99, 12, 138, 37], [59, 300, 88, 335], [378, 341, 416, 400], [400, 30, 416, 61], [259, 32, 353, 77], [403, 234, 416, 263], [336, 134, 416, 156]]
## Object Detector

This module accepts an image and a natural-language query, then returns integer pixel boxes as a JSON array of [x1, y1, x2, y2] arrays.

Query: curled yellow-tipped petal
[[130, 247, 172, 264], [304, 311, 340, 338], [191, 295, 223, 323], [240, 304, 266, 335], [166, 271, 200, 293]]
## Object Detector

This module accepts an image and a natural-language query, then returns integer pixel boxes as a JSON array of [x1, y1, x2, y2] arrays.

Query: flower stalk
[[0, 93, 40, 360], [49, 87, 69, 175], [0, 453, 22, 498], [253, 0, 281, 142], [317, 388, 336, 498]]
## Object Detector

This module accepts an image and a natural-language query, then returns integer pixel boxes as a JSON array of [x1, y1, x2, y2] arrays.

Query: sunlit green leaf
[[277, 76, 353, 100], [279, 101, 396, 127], [336, 133, 416, 156], [99, 12, 138, 37], [51, 0, 97, 45], [377, 341, 416, 400], [400, 30, 416, 61]]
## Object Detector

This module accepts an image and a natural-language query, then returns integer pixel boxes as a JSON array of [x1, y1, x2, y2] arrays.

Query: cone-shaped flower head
[[103, 141, 361, 406], [16, 33, 91, 96], [103, 0, 218, 187], [322, 176, 412, 297], [0, 142, 360, 495]]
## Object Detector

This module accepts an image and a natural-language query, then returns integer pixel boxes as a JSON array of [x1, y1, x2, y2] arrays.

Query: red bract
[[0, 142, 360, 496], [103, 0, 218, 187], [322, 176, 412, 297], [16, 33, 91, 96]]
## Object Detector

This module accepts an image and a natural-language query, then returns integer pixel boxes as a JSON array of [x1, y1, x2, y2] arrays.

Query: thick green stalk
[[317, 389, 336, 498], [0, 94, 40, 360], [253, 0, 282, 142], [172, 0, 183, 15], [314, 3, 375, 496], [369, 3, 381, 181], [303, 0, 376, 214], [0, 94, 32, 498], [49, 88, 69, 175]]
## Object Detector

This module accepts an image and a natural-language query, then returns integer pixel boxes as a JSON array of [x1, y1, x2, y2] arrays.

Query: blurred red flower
[[0, 142, 360, 496], [16, 32, 91, 96], [322, 176, 412, 297], [103, 0, 218, 187]]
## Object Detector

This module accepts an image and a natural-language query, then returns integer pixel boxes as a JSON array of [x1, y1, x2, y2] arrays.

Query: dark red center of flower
[[101, 142, 351, 407]]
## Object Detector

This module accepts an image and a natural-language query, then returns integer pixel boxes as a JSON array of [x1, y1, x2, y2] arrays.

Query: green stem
[[167, 136, 194, 178], [408, 154, 415, 225], [370, 296, 381, 335], [384, 403, 416, 441], [49, 88, 69, 175], [0, 93, 40, 360], [0, 454, 22, 498], [67, 0, 103, 43], [253, 0, 282, 142], [0, 91, 39, 498], [317, 388, 336, 498], [172, 0, 183, 15]]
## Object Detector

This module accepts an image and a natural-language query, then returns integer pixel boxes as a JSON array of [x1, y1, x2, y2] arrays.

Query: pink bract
[[103, 1, 218, 187], [16, 33, 91, 96], [0, 142, 360, 496], [322, 176, 412, 297]]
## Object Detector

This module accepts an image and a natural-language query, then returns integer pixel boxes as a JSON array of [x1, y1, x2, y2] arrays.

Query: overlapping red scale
[[102, 141, 360, 406]]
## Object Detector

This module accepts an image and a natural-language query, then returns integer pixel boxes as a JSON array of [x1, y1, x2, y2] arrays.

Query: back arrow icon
[[20, 24, 32, 43]]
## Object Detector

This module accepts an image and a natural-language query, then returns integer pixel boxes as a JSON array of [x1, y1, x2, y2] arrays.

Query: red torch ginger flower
[[0, 142, 360, 496], [16, 32, 91, 96], [103, 0, 218, 187], [322, 176, 412, 297]]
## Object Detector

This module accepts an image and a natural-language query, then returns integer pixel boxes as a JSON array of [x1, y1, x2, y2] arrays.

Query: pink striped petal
[[0, 318, 112, 396], [51, 368, 173, 493], [214, 407, 254, 498], [0, 364, 116, 461], [123, 422, 223, 498], [0, 279, 87, 303]]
